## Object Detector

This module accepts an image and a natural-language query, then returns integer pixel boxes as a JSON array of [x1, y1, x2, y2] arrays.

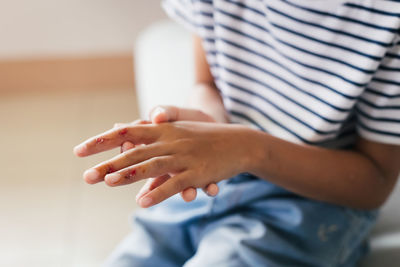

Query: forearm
[[186, 83, 229, 123], [190, 34, 229, 124], [242, 129, 396, 210]]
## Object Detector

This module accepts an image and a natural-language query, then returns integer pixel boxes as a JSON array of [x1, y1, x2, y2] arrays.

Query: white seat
[[360, 180, 400, 267]]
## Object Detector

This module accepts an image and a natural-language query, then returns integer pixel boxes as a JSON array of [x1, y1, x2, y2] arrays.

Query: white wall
[[0, 0, 166, 59]]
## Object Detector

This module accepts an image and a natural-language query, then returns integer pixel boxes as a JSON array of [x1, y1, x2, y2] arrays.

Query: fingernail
[[139, 197, 153, 207], [84, 169, 100, 182], [154, 107, 164, 115], [152, 107, 164, 121], [106, 173, 121, 184], [74, 144, 86, 156]]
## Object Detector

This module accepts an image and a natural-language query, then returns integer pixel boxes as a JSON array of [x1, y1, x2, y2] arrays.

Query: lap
[[186, 206, 375, 267], [103, 215, 193, 267], [104, 175, 378, 267]]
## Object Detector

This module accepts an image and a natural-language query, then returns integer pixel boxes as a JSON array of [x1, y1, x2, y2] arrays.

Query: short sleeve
[[162, 0, 214, 37], [356, 39, 400, 145]]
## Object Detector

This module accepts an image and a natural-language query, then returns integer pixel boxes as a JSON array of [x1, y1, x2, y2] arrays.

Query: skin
[[74, 35, 400, 210], [114, 114, 218, 202]]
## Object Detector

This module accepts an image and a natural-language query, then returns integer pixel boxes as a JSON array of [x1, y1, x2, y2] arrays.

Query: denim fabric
[[104, 173, 378, 267]]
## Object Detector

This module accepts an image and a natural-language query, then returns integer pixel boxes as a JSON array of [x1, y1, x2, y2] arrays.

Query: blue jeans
[[104, 173, 378, 267]]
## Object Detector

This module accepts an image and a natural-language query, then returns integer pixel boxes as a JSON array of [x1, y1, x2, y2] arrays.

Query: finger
[[203, 183, 219, 197], [135, 175, 170, 202], [121, 141, 135, 153], [150, 106, 177, 123], [150, 105, 215, 123], [180, 187, 197, 202], [132, 119, 152, 125], [137, 176, 196, 203], [83, 143, 173, 184], [114, 124, 132, 154], [74, 124, 160, 157], [104, 155, 182, 187], [138, 171, 192, 208], [115, 121, 149, 154]]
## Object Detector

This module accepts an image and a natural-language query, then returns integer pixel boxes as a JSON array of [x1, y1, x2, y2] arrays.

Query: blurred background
[[0, 1, 166, 266]]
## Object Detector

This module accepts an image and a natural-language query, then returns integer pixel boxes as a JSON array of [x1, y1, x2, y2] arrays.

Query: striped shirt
[[162, 0, 400, 147]]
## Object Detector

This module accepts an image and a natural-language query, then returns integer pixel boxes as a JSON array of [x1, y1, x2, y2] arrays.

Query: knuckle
[[151, 157, 166, 170], [174, 177, 187, 192], [120, 151, 131, 162], [156, 187, 168, 201], [168, 106, 178, 119], [159, 122, 176, 134], [125, 126, 138, 140], [174, 138, 194, 154], [121, 148, 140, 162], [126, 125, 135, 131]]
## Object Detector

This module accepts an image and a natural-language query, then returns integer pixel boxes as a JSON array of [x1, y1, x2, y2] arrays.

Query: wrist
[[234, 126, 267, 175]]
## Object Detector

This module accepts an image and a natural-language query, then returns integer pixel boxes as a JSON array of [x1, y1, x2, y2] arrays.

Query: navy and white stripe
[[163, 0, 400, 146]]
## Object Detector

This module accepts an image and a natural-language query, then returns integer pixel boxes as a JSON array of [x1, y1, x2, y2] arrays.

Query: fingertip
[[182, 187, 197, 202], [121, 141, 135, 152], [151, 107, 168, 124], [104, 173, 122, 186], [139, 196, 153, 208], [206, 183, 219, 197], [153, 113, 168, 124], [73, 144, 87, 157], [136, 193, 143, 202], [136, 188, 150, 202], [83, 169, 101, 184]]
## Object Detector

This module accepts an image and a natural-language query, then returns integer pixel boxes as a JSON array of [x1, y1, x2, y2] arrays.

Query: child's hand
[[150, 105, 216, 124], [149, 106, 219, 201], [116, 106, 219, 203], [74, 121, 251, 208]]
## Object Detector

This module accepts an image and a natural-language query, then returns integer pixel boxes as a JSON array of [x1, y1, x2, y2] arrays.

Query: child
[[74, 0, 400, 266]]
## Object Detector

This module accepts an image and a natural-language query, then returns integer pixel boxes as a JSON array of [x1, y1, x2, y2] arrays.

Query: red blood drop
[[95, 138, 105, 144], [119, 129, 128, 136], [107, 166, 116, 174]]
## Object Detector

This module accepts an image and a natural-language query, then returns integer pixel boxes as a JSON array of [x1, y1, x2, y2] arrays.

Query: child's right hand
[[115, 105, 219, 203]]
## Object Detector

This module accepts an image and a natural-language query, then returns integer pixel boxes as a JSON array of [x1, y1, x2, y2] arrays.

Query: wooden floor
[[0, 88, 143, 267]]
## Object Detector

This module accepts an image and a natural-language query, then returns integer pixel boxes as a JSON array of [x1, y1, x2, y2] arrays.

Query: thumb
[[150, 106, 179, 124], [120, 141, 135, 153]]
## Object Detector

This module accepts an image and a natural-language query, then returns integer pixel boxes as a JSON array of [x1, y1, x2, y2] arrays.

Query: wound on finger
[[95, 138, 106, 144], [125, 169, 136, 180], [107, 166, 116, 174], [119, 128, 128, 136]]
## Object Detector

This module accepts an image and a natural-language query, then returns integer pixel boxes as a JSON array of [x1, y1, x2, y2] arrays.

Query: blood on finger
[[107, 166, 116, 174], [125, 169, 136, 180], [95, 138, 105, 144], [119, 128, 128, 136]]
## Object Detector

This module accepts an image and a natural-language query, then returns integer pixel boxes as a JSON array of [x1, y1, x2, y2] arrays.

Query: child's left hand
[[74, 121, 252, 208]]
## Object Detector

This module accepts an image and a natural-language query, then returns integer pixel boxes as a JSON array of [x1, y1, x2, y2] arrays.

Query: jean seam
[[333, 208, 373, 266]]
